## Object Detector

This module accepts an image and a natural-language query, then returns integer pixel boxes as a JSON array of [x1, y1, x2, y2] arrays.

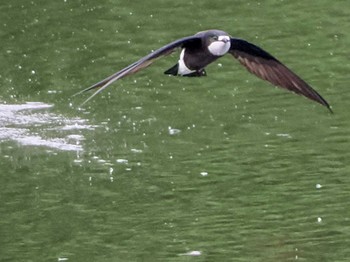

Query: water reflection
[[0, 102, 95, 151]]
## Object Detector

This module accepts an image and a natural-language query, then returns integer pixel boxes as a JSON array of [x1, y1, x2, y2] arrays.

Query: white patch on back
[[178, 48, 196, 75], [208, 35, 231, 56]]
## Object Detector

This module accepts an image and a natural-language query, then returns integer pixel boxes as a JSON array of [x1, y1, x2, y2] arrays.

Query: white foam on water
[[179, 250, 202, 256], [0, 102, 94, 151]]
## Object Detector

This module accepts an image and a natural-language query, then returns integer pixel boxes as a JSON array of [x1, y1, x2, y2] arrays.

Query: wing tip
[[314, 94, 333, 114], [325, 103, 333, 114]]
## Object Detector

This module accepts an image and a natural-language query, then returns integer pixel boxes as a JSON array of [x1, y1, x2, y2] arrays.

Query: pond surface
[[1, 1, 350, 261]]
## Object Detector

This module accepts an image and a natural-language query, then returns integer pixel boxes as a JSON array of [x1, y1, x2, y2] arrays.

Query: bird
[[76, 29, 332, 112]]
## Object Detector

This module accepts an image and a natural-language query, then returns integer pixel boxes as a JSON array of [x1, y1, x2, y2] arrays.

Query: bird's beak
[[221, 38, 230, 43]]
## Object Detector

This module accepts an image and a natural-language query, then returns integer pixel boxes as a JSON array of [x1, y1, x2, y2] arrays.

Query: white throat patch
[[208, 35, 231, 56]]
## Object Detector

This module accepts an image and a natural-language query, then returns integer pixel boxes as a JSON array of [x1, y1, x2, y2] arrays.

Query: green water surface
[[1, 1, 350, 261]]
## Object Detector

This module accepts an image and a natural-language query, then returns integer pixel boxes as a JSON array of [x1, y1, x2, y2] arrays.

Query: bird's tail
[[164, 63, 179, 75]]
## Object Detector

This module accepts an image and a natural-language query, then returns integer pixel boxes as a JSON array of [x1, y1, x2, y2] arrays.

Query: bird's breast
[[208, 41, 231, 56]]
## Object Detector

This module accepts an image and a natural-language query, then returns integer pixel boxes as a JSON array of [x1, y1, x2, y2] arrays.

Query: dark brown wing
[[76, 35, 202, 105], [229, 38, 332, 112]]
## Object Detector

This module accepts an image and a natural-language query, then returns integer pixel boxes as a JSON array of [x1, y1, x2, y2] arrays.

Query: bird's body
[[76, 29, 331, 112], [165, 31, 230, 76]]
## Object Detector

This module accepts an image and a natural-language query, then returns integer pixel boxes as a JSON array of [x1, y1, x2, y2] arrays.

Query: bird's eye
[[212, 35, 218, 40]]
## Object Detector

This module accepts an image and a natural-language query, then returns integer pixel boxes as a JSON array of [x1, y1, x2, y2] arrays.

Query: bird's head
[[204, 30, 231, 56]]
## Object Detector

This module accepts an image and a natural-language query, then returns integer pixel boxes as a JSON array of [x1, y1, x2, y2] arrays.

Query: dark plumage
[[76, 29, 331, 112]]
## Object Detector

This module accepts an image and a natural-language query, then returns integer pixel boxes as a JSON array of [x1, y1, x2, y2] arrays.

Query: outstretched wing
[[229, 38, 332, 112], [75, 35, 201, 105]]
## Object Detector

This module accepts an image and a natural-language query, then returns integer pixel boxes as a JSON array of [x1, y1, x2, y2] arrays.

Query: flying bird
[[76, 29, 332, 112]]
